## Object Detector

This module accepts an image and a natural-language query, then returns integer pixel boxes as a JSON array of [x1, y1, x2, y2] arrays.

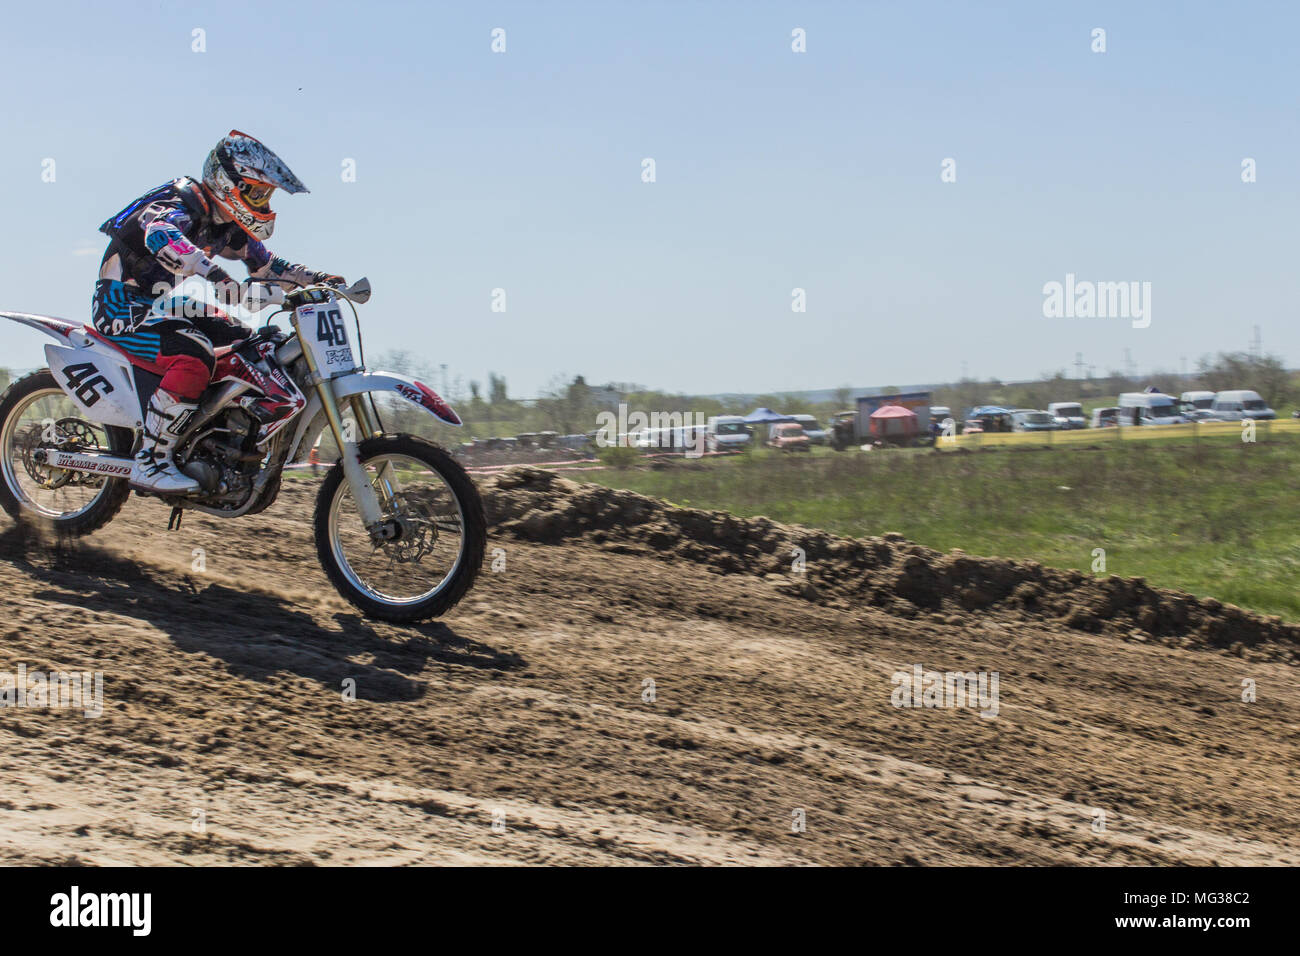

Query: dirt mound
[[481, 467, 1300, 662]]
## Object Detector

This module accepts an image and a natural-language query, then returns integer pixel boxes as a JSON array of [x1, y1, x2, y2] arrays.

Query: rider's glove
[[312, 271, 346, 287], [233, 327, 286, 351], [204, 266, 246, 314]]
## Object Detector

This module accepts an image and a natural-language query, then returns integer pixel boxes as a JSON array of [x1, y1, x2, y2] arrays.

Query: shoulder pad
[[173, 177, 211, 217]]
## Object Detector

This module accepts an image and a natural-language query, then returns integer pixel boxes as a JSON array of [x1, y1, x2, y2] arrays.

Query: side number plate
[[62, 361, 115, 407]]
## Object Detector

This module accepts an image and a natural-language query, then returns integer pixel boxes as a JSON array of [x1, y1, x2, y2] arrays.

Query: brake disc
[[373, 496, 438, 564]]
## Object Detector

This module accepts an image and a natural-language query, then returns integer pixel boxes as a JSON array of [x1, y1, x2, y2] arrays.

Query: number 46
[[317, 308, 347, 347], [62, 362, 114, 407]]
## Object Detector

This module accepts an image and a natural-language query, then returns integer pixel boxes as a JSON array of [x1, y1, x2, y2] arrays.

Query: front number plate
[[297, 302, 357, 376]]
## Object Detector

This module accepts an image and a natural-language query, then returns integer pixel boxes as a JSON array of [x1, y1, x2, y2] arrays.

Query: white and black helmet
[[201, 130, 308, 241]]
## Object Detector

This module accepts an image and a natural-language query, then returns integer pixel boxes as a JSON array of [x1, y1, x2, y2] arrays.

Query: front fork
[[294, 314, 389, 532], [347, 392, 399, 515]]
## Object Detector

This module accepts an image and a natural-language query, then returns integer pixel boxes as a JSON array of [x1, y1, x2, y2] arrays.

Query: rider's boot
[[130, 390, 201, 494]]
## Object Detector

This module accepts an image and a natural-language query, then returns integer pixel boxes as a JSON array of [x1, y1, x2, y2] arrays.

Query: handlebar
[[242, 276, 372, 312]]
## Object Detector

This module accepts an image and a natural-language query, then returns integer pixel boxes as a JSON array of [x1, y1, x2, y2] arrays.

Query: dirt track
[[0, 467, 1297, 865]]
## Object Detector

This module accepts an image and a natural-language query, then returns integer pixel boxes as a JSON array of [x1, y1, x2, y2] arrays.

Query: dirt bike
[[0, 278, 485, 623]]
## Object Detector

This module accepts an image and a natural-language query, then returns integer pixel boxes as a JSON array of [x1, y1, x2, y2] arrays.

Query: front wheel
[[313, 434, 486, 623]]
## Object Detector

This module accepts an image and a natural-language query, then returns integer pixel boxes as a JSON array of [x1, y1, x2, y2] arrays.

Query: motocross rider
[[94, 130, 344, 494]]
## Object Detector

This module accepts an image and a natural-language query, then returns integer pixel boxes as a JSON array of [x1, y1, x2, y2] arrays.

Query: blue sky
[[1, 0, 1296, 397]]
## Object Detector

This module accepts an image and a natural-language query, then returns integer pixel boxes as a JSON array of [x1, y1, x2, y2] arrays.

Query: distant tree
[[934, 377, 986, 418], [1196, 351, 1290, 408], [1004, 370, 1070, 410], [535, 374, 601, 435], [777, 392, 814, 415]]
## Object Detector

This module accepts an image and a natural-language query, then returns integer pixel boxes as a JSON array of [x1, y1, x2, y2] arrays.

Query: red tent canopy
[[868, 404, 919, 441], [869, 404, 917, 420]]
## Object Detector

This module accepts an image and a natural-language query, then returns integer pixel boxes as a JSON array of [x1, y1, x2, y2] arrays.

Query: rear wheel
[[313, 434, 486, 623], [0, 369, 133, 537]]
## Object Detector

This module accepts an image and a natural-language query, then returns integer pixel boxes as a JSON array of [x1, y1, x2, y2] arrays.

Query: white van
[[1180, 390, 1215, 411], [1047, 402, 1086, 429], [1117, 392, 1185, 426], [705, 415, 750, 452], [1178, 390, 1217, 421], [632, 426, 695, 452], [1210, 389, 1275, 421]]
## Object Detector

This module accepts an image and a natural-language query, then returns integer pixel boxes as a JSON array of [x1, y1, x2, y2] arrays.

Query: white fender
[[286, 370, 462, 462], [333, 371, 462, 426], [0, 311, 83, 342]]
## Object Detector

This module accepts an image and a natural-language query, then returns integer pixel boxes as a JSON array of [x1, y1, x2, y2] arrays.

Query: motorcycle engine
[[181, 408, 264, 501]]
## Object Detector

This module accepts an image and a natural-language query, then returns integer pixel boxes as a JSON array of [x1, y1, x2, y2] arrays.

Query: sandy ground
[[0, 469, 1297, 866]]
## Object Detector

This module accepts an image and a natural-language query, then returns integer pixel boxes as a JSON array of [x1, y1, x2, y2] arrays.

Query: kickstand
[[167, 506, 184, 531]]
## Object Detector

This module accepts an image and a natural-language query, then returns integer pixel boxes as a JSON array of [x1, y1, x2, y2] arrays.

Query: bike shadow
[[1, 526, 523, 702]]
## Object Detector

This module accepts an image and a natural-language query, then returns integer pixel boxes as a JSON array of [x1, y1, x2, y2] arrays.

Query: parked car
[[767, 422, 811, 452], [1117, 391, 1186, 425], [706, 415, 751, 452], [791, 414, 828, 445], [1180, 390, 1216, 415], [1047, 402, 1086, 429], [1209, 389, 1275, 421], [1011, 410, 1059, 432], [1090, 406, 1121, 428]]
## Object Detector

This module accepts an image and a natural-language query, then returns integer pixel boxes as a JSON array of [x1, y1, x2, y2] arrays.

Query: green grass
[[578, 439, 1300, 620]]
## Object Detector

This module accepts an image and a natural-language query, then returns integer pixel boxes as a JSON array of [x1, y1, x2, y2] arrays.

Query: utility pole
[[1251, 326, 1262, 361], [1073, 352, 1085, 380]]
